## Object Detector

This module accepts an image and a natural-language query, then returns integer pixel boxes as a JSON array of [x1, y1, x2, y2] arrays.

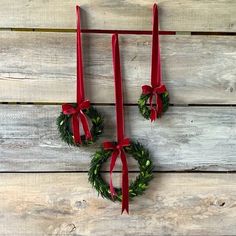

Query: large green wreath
[[57, 104, 104, 146], [138, 91, 169, 120], [88, 141, 153, 202]]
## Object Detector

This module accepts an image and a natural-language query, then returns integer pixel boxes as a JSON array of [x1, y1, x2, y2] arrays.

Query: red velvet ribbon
[[103, 34, 130, 214], [62, 5, 92, 144], [142, 3, 166, 121]]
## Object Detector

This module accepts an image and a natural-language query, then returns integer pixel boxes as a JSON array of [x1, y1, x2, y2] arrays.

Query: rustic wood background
[[0, 1, 235, 235]]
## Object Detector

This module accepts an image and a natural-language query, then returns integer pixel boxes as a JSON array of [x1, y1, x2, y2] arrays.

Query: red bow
[[103, 138, 130, 214], [142, 84, 167, 122], [62, 100, 92, 144]]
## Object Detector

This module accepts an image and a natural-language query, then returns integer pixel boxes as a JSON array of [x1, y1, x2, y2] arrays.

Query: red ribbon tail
[[79, 111, 92, 141], [72, 114, 81, 144], [120, 150, 129, 214], [150, 108, 157, 122], [62, 103, 77, 115], [156, 95, 163, 117], [149, 94, 153, 109], [155, 84, 167, 94], [109, 150, 119, 199], [109, 174, 116, 199]]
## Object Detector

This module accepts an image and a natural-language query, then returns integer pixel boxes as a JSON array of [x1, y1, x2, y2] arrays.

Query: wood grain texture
[[0, 0, 235, 32], [0, 32, 235, 104], [0, 105, 235, 172], [0, 173, 235, 235]]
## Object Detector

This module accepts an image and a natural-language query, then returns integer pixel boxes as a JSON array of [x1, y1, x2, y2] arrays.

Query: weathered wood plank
[[0, 0, 235, 32], [0, 105, 235, 172], [0, 32, 235, 104], [0, 173, 235, 235]]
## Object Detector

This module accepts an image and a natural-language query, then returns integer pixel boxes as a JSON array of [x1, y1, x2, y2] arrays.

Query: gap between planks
[[1, 28, 236, 36], [1, 103, 236, 107], [0, 171, 236, 174]]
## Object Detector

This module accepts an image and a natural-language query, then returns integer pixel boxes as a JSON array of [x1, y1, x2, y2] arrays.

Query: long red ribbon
[[151, 3, 161, 88], [103, 34, 130, 214], [76, 5, 84, 104], [142, 3, 167, 121], [62, 5, 92, 144]]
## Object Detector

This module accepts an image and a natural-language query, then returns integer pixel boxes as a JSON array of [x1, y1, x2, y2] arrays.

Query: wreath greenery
[[88, 141, 153, 202], [57, 104, 104, 146], [138, 91, 169, 120]]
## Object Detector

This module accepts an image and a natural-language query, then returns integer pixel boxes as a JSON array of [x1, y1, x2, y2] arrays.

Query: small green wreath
[[57, 104, 104, 146], [138, 91, 169, 120], [88, 141, 153, 202]]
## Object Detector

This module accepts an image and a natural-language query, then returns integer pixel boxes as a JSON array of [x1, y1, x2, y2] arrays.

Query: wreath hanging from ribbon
[[88, 141, 153, 202], [57, 105, 103, 145], [57, 6, 104, 146], [89, 34, 153, 214], [138, 4, 169, 122]]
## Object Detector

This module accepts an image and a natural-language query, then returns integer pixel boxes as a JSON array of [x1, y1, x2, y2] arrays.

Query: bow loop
[[78, 99, 90, 111], [119, 138, 131, 148], [103, 141, 116, 150], [62, 103, 77, 115], [153, 84, 167, 94], [142, 85, 153, 95]]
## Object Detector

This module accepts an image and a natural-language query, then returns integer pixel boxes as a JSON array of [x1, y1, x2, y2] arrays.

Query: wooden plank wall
[[0, 1, 235, 235]]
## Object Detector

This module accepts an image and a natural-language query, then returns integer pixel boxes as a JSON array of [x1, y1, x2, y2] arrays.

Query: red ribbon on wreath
[[103, 34, 130, 214], [142, 3, 167, 122], [62, 6, 92, 144]]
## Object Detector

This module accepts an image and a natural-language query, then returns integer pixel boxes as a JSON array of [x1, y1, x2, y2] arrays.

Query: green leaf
[[146, 160, 150, 166]]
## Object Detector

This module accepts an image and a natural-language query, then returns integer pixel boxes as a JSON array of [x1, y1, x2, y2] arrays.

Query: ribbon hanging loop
[[141, 3, 168, 121], [103, 34, 130, 214], [62, 5, 92, 144]]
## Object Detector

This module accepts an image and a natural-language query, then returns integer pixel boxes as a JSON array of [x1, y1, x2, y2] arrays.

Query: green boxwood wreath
[[138, 91, 169, 120], [57, 104, 104, 146], [88, 141, 153, 202]]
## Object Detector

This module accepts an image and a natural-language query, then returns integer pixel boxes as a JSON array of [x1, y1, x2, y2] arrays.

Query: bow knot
[[103, 138, 130, 214], [103, 138, 130, 152], [142, 84, 166, 96], [62, 100, 92, 144], [142, 84, 167, 122]]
